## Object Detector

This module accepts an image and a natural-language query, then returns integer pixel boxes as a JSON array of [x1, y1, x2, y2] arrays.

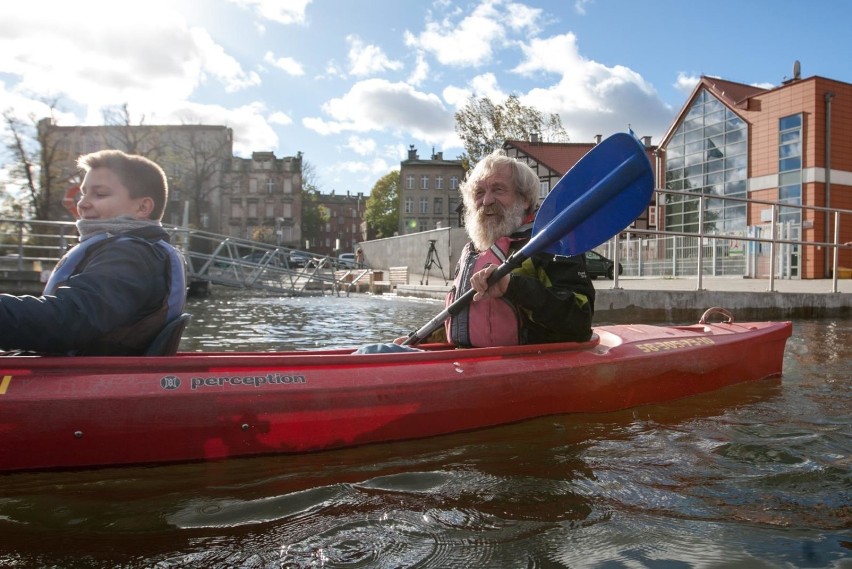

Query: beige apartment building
[[38, 121, 305, 247], [398, 146, 465, 235], [221, 151, 303, 247]]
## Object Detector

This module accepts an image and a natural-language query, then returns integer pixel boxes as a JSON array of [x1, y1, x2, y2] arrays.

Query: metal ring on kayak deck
[[699, 307, 735, 324]]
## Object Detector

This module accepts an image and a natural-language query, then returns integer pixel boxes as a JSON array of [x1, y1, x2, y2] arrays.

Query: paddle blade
[[532, 132, 654, 256]]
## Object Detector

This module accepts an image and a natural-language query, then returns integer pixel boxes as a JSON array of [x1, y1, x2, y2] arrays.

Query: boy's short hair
[[77, 150, 168, 220]]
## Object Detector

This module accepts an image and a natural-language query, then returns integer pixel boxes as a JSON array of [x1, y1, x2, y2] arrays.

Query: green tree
[[365, 170, 399, 238], [299, 160, 328, 248], [454, 94, 568, 164]]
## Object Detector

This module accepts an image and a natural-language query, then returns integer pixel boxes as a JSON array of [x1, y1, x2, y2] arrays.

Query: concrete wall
[[359, 227, 468, 284]]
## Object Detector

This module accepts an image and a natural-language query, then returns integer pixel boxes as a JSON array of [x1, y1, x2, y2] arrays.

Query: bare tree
[[100, 103, 166, 162], [166, 127, 232, 230], [2, 102, 69, 221]]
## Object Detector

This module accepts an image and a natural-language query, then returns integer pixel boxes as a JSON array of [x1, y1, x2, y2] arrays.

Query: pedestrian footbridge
[[172, 227, 373, 297]]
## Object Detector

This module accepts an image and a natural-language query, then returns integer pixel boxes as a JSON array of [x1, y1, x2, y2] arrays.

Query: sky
[[1, 0, 850, 198]]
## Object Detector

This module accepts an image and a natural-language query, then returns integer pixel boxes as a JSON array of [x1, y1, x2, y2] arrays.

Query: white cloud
[[192, 28, 262, 92], [574, 0, 594, 15], [674, 72, 701, 94], [0, 1, 258, 114], [147, 101, 278, 156], [346, 136, 376, 155], [268, 111, 293, 126], [263, 51, 305, 76], [404, 1, 505, 67], [303, 79, 454, 142], [347, 35, 403, 77], [407, 53, 430, 86], [227, 0, 313, 25], [442, 72, 506, 109], [510, 32, 671, 143]]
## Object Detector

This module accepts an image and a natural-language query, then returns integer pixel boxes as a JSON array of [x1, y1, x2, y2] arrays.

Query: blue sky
[[1, 0, 850, 198]]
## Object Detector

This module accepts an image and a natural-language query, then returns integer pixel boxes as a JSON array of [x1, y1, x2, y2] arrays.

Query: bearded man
[[445, 151, 595, 347]]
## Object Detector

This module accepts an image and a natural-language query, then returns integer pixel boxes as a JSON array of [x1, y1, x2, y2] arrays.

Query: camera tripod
[[420, 239, 448, 285]]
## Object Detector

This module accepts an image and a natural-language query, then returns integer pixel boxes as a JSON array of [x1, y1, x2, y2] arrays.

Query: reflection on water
[[0, 289, 849, 568], [182, 288, 445, 351]]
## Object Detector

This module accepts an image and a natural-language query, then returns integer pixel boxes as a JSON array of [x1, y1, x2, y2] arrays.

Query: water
[[1, 288, 849, 568]]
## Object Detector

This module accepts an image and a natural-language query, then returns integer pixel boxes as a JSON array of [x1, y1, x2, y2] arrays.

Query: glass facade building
[[664, 89, 748, 234]]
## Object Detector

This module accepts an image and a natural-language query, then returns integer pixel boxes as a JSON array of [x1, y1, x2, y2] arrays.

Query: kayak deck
[[0, 317, 792, 472]]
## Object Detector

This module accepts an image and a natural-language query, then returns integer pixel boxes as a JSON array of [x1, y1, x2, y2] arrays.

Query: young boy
[[0, 150, 186, 355]]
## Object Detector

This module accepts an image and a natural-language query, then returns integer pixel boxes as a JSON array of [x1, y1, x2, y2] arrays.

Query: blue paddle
[[402, 132, 654, 346]]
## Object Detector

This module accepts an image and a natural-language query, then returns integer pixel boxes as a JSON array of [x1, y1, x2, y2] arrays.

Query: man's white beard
[[465, 200, 527, 251]]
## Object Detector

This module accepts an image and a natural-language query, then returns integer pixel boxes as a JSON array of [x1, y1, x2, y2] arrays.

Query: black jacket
[[0, 226, 184, 355]]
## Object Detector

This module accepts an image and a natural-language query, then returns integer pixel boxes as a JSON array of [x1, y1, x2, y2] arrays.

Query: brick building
[[306, 190, 365, 256], [661, 71, 852, 278]]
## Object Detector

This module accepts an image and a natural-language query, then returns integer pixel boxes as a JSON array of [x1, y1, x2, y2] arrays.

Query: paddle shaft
[[403, 151, 647, 346]]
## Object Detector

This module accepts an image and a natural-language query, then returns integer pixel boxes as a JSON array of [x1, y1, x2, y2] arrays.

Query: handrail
[[604, 188, 852, 293]]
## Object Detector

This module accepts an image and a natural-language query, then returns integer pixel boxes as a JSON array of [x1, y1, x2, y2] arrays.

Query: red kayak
[[0, 308, 791, 473]]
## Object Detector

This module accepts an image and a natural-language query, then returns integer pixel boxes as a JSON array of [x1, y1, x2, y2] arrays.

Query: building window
[[436, 176, 444, 189], [450, 176, 460, 190], [266, 178, 275, 194], [539, 180, 549, 200], [420, 197, 428, 214], [421, 175, 429, 190], [433, 197, 443, 215], [663, 89, 748, 235], [404, 197, 413, 214], [406, 175, 415, 190], [778, 113, 802, 224]]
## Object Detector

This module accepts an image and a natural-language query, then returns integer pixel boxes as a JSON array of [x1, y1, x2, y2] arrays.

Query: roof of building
[[503, 140, 596, 175], [700, 76, 768, 108]]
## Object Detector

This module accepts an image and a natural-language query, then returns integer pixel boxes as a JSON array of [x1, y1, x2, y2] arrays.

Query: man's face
[[77, 168, 152, 220], [465, 163, 531, 250]]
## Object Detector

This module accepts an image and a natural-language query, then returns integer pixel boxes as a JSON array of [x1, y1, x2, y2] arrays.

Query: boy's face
[[78, 167, 153, 220]]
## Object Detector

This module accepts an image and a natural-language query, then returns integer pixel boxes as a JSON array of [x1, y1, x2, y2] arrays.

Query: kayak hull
[[0, 319, 792, 472]]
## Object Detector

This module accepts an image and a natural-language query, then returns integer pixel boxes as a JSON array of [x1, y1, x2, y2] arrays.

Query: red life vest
[[445, 235, 524, 347]]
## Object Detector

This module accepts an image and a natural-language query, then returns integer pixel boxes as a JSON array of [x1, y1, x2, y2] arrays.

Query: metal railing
[[0, 219, 364, 296], [597, 189, 852, 293]]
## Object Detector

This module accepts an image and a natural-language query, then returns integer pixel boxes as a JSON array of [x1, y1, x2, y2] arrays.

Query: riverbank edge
[[394, 282, 852, 323]]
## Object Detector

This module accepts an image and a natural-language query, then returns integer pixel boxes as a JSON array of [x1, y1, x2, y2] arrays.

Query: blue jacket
[[0, 226, 186, 355]]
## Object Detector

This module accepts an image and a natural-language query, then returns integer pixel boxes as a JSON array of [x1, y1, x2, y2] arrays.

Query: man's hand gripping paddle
[[402, 131, 654, 346]]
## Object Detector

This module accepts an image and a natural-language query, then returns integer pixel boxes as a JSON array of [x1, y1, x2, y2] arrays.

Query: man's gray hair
[[460, 150, 539, 213]]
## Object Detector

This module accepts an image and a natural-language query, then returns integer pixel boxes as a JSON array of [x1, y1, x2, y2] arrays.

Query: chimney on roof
[[594, 134, 602, 145], [408, 145, 418, 160], [642, 136, 652, 147], [530, 133, 540, 144]]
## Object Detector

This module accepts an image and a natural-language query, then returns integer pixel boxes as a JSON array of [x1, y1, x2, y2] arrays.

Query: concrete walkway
[[598, 275, 852, 294], [397, 276, 851, 323]]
